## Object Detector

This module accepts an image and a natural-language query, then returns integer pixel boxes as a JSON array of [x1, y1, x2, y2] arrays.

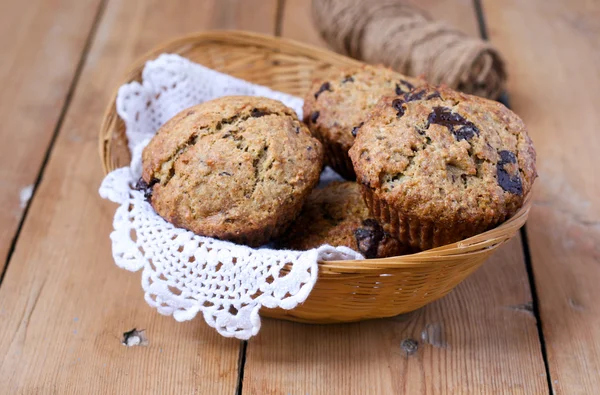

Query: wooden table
[[1, 0, 598, 393]]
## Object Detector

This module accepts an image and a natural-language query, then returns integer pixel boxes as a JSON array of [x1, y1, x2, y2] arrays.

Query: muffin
[[303, 64, 423, 180], [140, 96, 323, 247], [277, 182, 409, 258], [349, 84, 537, 250]]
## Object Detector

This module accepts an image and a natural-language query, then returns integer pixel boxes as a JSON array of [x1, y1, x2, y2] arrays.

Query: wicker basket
[[99, 31, 531, 324]]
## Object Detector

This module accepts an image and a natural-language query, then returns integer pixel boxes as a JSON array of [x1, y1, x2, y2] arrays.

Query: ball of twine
[[312, 0, 506, 99]]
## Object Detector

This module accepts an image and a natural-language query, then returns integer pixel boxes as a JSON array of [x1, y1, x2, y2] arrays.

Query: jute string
[[312, 0, 506, 99]]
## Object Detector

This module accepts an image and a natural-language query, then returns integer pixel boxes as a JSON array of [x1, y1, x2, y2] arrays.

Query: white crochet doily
[[99, 54, 359, 340]]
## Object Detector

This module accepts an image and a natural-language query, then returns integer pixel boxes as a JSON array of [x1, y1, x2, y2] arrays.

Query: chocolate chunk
[[314, 82, 331, 99], [427, 106, 479, 141], [134, 178, 148, 191], [354, 219, 385, 259], [403, 89, 426, 102], [499, 150, 517, 164], [342, 76, 354, 83], [496, 149, 522, 194], [392, 98, 405, 118], [251, 108, 267, 117], [454, 124, 479, 141], [425, 91, 441, 100], [351, 122, 365, 137], [395, 83, 405, 95], [400, 80, 415, 92], [310, 111, 320, 123], [134, 177, 158, 202], [401, 80, 415, 90], [427, 106, 466, 128], [497, 164, 523, 194], [396, 80, 417, 95]]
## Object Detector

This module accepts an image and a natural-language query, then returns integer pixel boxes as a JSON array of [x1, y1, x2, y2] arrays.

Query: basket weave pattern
[[99, 31, 530, 324]]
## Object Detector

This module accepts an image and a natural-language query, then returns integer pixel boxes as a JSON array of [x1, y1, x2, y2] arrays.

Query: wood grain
[[242, 1, 549, 393], [246, 239, 547, 394], [0, 0, 276, 392], [483, 0, 600, 393], [280, 0, 329, 47], [0, 0, 103, 272]]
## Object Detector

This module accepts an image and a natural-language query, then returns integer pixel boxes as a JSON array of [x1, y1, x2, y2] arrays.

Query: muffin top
[[303, 64, 423, 152], [349, 84, 537, 226], [141, 96, 323, 246], [277, 182, 408, 258]]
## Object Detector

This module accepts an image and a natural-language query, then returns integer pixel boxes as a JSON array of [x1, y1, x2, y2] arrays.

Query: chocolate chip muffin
[[277, 182, 408, 258], [303, 64, 423, 180], [141, 96, 323, 247], [349, 84, 537, 250]]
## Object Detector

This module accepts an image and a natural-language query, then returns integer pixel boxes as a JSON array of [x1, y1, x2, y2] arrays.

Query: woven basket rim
[[98, 29, 530, 272]]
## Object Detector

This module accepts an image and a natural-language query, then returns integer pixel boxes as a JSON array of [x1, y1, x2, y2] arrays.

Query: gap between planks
[[235, 2, 286, 393], [0, 0, 109, 288], [473, 0, 553, 392], [244, 0, 547, 393]]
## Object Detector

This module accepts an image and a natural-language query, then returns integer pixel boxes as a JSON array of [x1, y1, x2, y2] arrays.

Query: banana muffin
[[277, 182, 408, 258], [349, 84, 537, 250], [303, 64, 423, 180], [140, 96, 323, 247]]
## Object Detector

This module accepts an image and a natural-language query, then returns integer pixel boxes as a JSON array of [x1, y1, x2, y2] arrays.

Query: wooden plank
[[0, 0, 277, 393], [0, 0, 103, 272], [246, 239, 546, 394], [280, 0, 329, 47], [482, 0, 600, 393], [243, 1, 549, 393]]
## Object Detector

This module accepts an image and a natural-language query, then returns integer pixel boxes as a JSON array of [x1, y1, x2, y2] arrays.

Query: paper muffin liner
[[321, 140, 356, 181], [359, 185, 503, 251]]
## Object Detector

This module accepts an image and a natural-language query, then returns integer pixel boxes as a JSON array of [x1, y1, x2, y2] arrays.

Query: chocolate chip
[[351, 122, 364, 137], [342, 76, 354, 83], [295, 126, 300, 134], [496, 150, 522, 194], [403, 89, 426, 102], [499, 150, 517, 164], [427, 106, 479, 141], [395, 83, 404, 95], [497, 165, 523, 195], [396, 80, 415, 95], [251, 108, 267, 117], [425, 91, 441, 100], [427, 106, 465, 127], [454, 124, 479, 141], [401, 80, 415, 90], [314, 82, 332, 99], [310, 111, 320, 123], [219, 172, 232, 176], [307, 146, 313, 151], [392, 98, 405, 118], [134, 177, 158, 202], [134, 178, 148, 191], [354, 219, 384, 258]]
